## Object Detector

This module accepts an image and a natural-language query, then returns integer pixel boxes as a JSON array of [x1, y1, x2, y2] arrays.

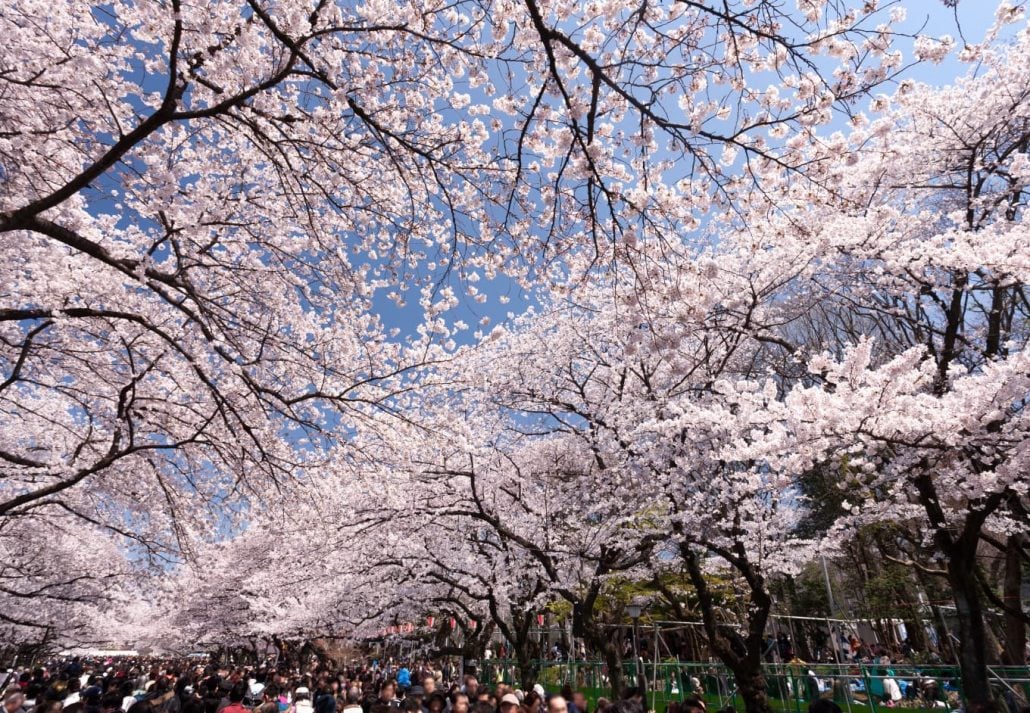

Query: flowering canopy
[[1, 1, 1028, 704]]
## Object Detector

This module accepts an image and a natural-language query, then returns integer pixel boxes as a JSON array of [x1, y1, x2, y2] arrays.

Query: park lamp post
[[626, 602, 644, 694]]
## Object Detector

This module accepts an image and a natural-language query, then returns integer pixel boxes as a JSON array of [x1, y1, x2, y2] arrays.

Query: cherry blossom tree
[[702, 13, 1030, 700], [392, 393, 659, 695], [1, 0, 923, 648], [402, 489, 552, 684], [444, 314, 771, 686], [396, 12, 1030, 703], [9, 0, 1021, 682], [0, 513, 137, 651]]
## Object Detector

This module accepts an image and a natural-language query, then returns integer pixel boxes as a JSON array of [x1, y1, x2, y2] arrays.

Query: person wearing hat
[[404, 688, 423, 713], [81, 685, 104, 713], [290, 689, 312, 713], [253, 686, 280, 713], [499, 695, 519, 713]]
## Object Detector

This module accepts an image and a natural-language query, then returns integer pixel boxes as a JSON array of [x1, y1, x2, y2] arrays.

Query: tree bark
[[599, 638, 626, 700], [1002, 533, 1027, 666], [681, 547, 773, 713], [508, 616, 538, 688], [516, 652, 537, 690], [577, 608, 625, 698], [948, 554, 992, 705], [734, 671, 772, 713]]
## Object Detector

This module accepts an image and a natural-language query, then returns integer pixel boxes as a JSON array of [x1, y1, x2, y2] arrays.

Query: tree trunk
[[681, 546, 773, 713], [582, 627, 625, 699], [1003, 533, 1027, 666], [733, 669, 773, 713], [601, 641, 626, 700], [517, 655, 537, 690], [949, 554, 992, 705], [983, 617, 1003, 666], [510, 632, 537, 688]]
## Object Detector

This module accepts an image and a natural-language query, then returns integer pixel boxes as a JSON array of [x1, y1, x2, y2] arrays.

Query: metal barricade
[[484, 659, 1029, 712]]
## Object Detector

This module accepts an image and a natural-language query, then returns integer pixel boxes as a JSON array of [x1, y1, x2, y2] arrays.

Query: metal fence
[[475, 659, 1030, 712]]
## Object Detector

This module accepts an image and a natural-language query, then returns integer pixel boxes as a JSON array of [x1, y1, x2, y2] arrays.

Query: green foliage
[[793, 461, 851, 540], [774, 562, 831, 618], [862, 563, 915, 619]]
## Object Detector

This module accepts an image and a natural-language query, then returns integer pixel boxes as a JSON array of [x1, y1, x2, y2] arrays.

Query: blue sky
[[370, 0, 1012, 347]]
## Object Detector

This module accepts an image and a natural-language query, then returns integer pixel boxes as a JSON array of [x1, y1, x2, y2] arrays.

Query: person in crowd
[[293, 688, 314, 713], [31, 699, 61, 713], [402, 689, 422, 713], [520, 691, 541, 713], [448, 693, 467, 713], [424, 695, 444, 713], [546, 697, 567, 713], [101, 691, 124, 713], [178, 686, 203, 713], [603, 701, 639, 713], [776, 633, 793, 662], [340, 690, 361, 713], [376, 684, 397, 709], [63, 680, 83, 713], [314, 685, 335, 713], [254, 687, 280, 713], [682, 697, 705, 713], [119, 680, 138, 713], [217, 685, 249, 713], [6, 692, 30, 713], [499, 694, 519, 713], [199, 683, 220, 713], [558, 688, 576, 713], [144, 680, 175, 713], [620, 690, 643, 711]]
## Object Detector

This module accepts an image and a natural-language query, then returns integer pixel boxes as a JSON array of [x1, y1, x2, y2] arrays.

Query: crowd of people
[[0, 655, 941, 713]]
